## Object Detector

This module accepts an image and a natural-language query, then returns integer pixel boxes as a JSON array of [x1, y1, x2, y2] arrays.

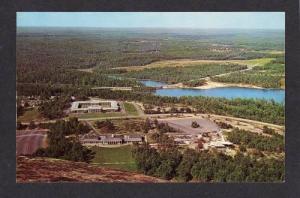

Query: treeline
[[212, 71, 283, 88], [119, 64, 247, 84], [226, 128, 284, 152], [132, 143, 284, 182], [38, 96, 71, 119], [17, 28, 283, 72], [212, 56, 285, 88], [49, 117, 91, 135], [17, 67, 141, 87], [35, 118, 94, 162], [182, 79, 207, 87], [17, 84, 285, 125], [94, 120, 116, 133], [144, 106, 193, 114], [142, 118, 179, 134], [215, 121, 233, 129]]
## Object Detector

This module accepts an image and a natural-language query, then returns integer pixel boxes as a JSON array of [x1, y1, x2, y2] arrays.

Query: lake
[[140, 80, 285, 103], [139, 80, 168, 87]]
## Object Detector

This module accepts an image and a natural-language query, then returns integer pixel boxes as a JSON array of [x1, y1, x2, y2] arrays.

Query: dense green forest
[[17, 84, 284, 125], [17, 28, 284, 86], [17, 27, 284, 70], [17, 67, 141, 87], [17, 28, 284, 87], [132, 142, 284, 182], [35, 118, 94, 162], [226, 128, 284, 152], [118, 64, 247, 84], [212, 56, 285, 88]]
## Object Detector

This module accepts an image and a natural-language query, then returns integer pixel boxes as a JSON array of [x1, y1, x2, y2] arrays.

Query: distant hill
[[16, 156, 165, 183]]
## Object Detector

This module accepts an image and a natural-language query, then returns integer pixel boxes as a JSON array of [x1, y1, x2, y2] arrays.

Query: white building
[[80, 134, 144, 146], [70, 100, 119, 113]]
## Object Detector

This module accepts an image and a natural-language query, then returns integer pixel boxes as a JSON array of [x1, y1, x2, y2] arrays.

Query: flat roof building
[[70, 100, 119, 113], [80, 134, 144, 146]]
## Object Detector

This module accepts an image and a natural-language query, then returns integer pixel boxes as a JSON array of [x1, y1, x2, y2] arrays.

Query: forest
[[132, 142, 284, 182], [17, 28, 284, 88], [212, 56, 285, 88], [17, 27, 284, 70], [118, 64, 247, 84], [34, 118, 94, 162], [17, 67, 141, 87], [226, 128, 284, 152]]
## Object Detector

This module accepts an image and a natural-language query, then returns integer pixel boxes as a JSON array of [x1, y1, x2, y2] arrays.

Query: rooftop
[[71, 100, 119, 111]]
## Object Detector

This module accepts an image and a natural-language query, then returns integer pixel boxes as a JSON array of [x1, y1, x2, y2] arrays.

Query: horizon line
[[17, 26, 285, 30]]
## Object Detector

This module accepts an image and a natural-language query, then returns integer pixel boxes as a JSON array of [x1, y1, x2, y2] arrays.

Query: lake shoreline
[[161, 81, 285, 90]]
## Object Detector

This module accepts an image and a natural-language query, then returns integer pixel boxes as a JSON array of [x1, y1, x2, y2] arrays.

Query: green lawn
[[234, 58, 275, 68], [18, 108, 42, 122], [70, 112, 126, 119], [90, 145, 137, 172], [124, 102, 139, 116]]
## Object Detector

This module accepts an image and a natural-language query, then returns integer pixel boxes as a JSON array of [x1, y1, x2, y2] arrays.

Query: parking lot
[[157, 117, 220, 135]]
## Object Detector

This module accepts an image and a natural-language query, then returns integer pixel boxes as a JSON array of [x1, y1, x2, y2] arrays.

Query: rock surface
[[17, 156, 165, 183]]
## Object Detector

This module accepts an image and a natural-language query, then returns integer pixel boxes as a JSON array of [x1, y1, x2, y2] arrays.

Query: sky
[[17, 12, 285, 29]]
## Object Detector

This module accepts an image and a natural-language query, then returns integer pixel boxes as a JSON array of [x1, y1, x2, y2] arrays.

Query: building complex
[[70, 100, 120, 113]]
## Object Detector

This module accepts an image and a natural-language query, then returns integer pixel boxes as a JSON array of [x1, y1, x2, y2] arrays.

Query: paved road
[[16, 130, 47, 156]]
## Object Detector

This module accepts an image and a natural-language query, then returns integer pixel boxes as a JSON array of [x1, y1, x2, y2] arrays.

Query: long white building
[[70, 100, 119, 113]]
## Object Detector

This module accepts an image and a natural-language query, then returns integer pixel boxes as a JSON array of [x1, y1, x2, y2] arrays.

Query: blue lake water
[[140, 80, 285, 103], [139, 80, 168, 87]]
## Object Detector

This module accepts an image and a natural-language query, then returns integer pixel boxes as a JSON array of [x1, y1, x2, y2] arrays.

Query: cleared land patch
[[70, 112, 127, 119], [17, 156, 164, 183], [158, 117, 220, 135], [18, 108, 42, 122], [16, 130, 47, 156], [90, 145, 137, 172], [124, 102, 139, 116], [114, 58, 276, 71]]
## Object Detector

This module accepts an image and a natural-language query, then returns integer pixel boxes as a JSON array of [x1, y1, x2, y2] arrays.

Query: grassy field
[[90, 145, 137, 172], [114, 57, 277, 71], [18, 108, 42, 122], [70, 112, 127, 119], [124, 102, 139, 116], [232, 58, 275, 68]]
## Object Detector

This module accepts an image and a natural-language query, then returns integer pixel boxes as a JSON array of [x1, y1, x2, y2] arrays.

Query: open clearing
[[70, 112, 127, 119], [17, 156, 165, 183], [90, 145, 137, 172], [18, 108, 42, 122], [123, 102, 139, 116], [114, 58, 275, 71], [16, 130, 47, 156]]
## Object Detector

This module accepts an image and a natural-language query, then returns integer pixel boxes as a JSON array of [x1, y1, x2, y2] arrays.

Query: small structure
[[208, 141, 234, 149], [80, 133, 144, 146], [100, 137, 123, 145], [70, 100, 119, 113], [124, 134, 144, 143]]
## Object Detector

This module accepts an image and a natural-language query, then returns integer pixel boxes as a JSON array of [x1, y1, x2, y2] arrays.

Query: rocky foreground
[[17, 156, 165, 183]]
